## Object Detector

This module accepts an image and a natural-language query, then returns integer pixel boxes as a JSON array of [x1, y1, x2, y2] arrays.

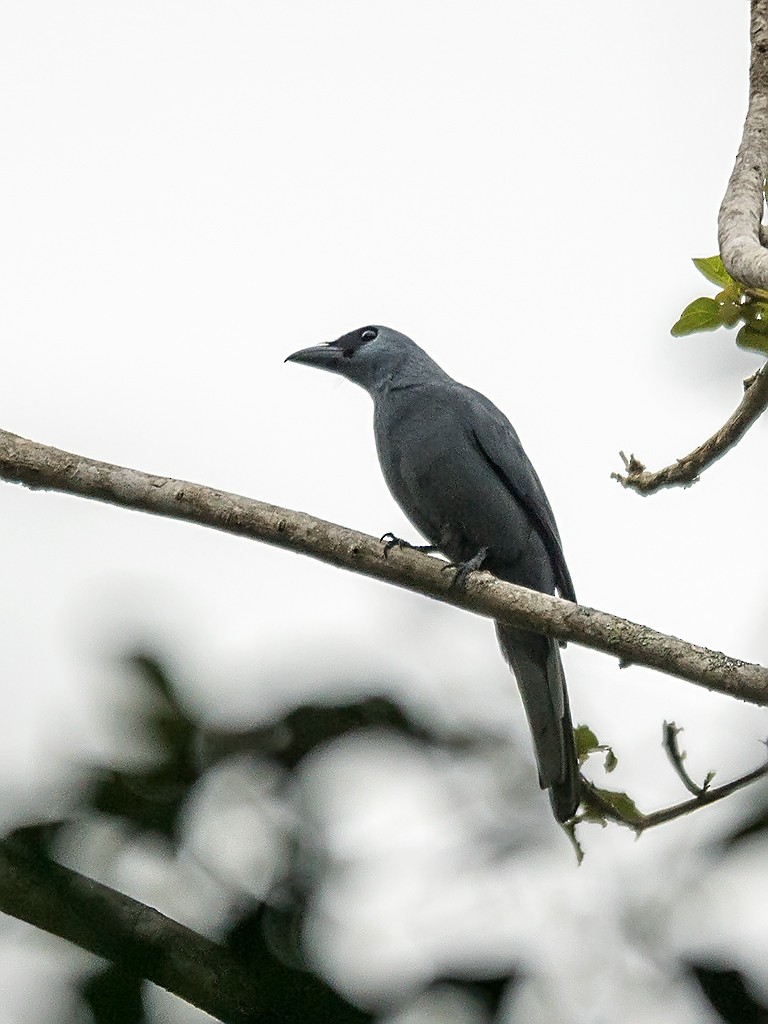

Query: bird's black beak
[[284, 344, 344, 370]]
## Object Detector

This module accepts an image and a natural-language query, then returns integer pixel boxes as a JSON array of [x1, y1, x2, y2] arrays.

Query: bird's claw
[[442, 547, 489, 590], [380, 533, 436, 559], [380, 532, 406, 558]]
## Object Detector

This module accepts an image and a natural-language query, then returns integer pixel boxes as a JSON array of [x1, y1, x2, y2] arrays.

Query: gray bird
[[286, 326, 580, 822]]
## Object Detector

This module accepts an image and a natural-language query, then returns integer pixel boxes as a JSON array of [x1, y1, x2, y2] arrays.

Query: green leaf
[[692, 255, 734, 289], [715, 296, 742, 327], [574, 724, 600, 763], [591, 786, 644, 825], [671, 297, 723, 337], [736, 324, 768, 354], [741, 300, 768, 324], [574, 724, 618, 771], [578, 802, 610, 828]]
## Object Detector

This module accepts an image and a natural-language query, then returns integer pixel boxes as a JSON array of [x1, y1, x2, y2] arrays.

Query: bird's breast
[[373, 391, 542, 576]]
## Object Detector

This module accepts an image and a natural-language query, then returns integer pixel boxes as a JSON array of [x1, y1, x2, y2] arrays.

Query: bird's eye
[[361, 328, 377, 341]]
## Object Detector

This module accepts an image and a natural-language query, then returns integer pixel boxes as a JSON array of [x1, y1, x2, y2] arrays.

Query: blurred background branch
[[0, 651, 520, 1024], [0, 838, 263, 1024]]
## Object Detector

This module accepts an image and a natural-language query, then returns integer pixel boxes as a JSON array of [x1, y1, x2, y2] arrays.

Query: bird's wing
[[463, 387, 576, 603]]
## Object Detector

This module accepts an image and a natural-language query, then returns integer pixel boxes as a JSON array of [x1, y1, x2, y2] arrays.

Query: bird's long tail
[[495, 622, 580, 822]]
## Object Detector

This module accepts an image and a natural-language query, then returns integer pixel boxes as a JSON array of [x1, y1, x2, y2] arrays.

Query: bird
[[286, 325, 580, 822]]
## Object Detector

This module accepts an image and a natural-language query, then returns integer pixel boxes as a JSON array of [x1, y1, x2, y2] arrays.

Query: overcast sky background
[[0, 2, 766, 1021]]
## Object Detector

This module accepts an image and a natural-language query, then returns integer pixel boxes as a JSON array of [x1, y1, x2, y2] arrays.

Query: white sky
[[0, 2, 765, 1021]]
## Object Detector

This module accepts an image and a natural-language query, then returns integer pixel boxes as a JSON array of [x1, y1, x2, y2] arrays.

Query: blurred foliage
[[671, 254, 768, 354], [1, 650, 518, 1024], [203, 693, 443, 771], [225, 904, 373, 1024], [82, 963, 145, 1024], [88, 655, 200, 844], [7, 821, 67, 858], [684, 774, 768, 1023], [6, 646, 768, 1023], [690, 963, 768, 1024], [722, 801, 768, 848], [431, 976, 513, 1019]]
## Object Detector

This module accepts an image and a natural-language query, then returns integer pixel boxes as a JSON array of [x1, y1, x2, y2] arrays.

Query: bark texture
[[0, 428, 766, 705]]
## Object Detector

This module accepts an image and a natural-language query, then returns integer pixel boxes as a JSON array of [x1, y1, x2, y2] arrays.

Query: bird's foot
[[380, 532, 436, 559], [441, 547, 489, 590]]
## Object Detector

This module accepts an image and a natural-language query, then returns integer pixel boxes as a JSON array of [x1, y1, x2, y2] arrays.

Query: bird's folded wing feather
[[463, 388, 576, 603]]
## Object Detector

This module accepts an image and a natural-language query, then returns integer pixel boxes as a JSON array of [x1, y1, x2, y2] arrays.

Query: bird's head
[[285, 325, 430, 393]]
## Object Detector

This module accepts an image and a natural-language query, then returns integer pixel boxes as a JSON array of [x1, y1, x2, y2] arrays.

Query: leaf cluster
[[671, 255, 768, 354], [574, 724, 641, 826]]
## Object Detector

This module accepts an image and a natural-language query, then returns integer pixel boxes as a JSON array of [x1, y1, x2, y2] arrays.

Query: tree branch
[[0, 839, 262, 1024], [582, 757, 768, 833], [719, 0, 768, 290], [0, 427, 767, 704], [611, 364, 768, 494]]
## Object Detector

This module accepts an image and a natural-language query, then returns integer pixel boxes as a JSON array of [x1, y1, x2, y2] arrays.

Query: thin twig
[[719, 0, 768, 290], [0, 839, 262, 1024], [581, 758, 768, 833], [663, 721, 711, 797], [612, 364, 768, 494], [0, 427, 767, 704]]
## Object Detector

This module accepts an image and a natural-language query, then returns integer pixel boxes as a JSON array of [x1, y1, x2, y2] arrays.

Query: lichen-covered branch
[[612, 363, 768, 494], [718, 0, 768, 289], [0, 428, 767, 704]]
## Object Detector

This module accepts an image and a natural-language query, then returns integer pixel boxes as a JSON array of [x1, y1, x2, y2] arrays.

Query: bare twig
[[0, 427, 767, 704], [612, 364, 768, 494], [719, 0, 768, 290], [0, 840, 262, 1024], [582, 757, 768, 833], [663, 721, 712, 797]]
